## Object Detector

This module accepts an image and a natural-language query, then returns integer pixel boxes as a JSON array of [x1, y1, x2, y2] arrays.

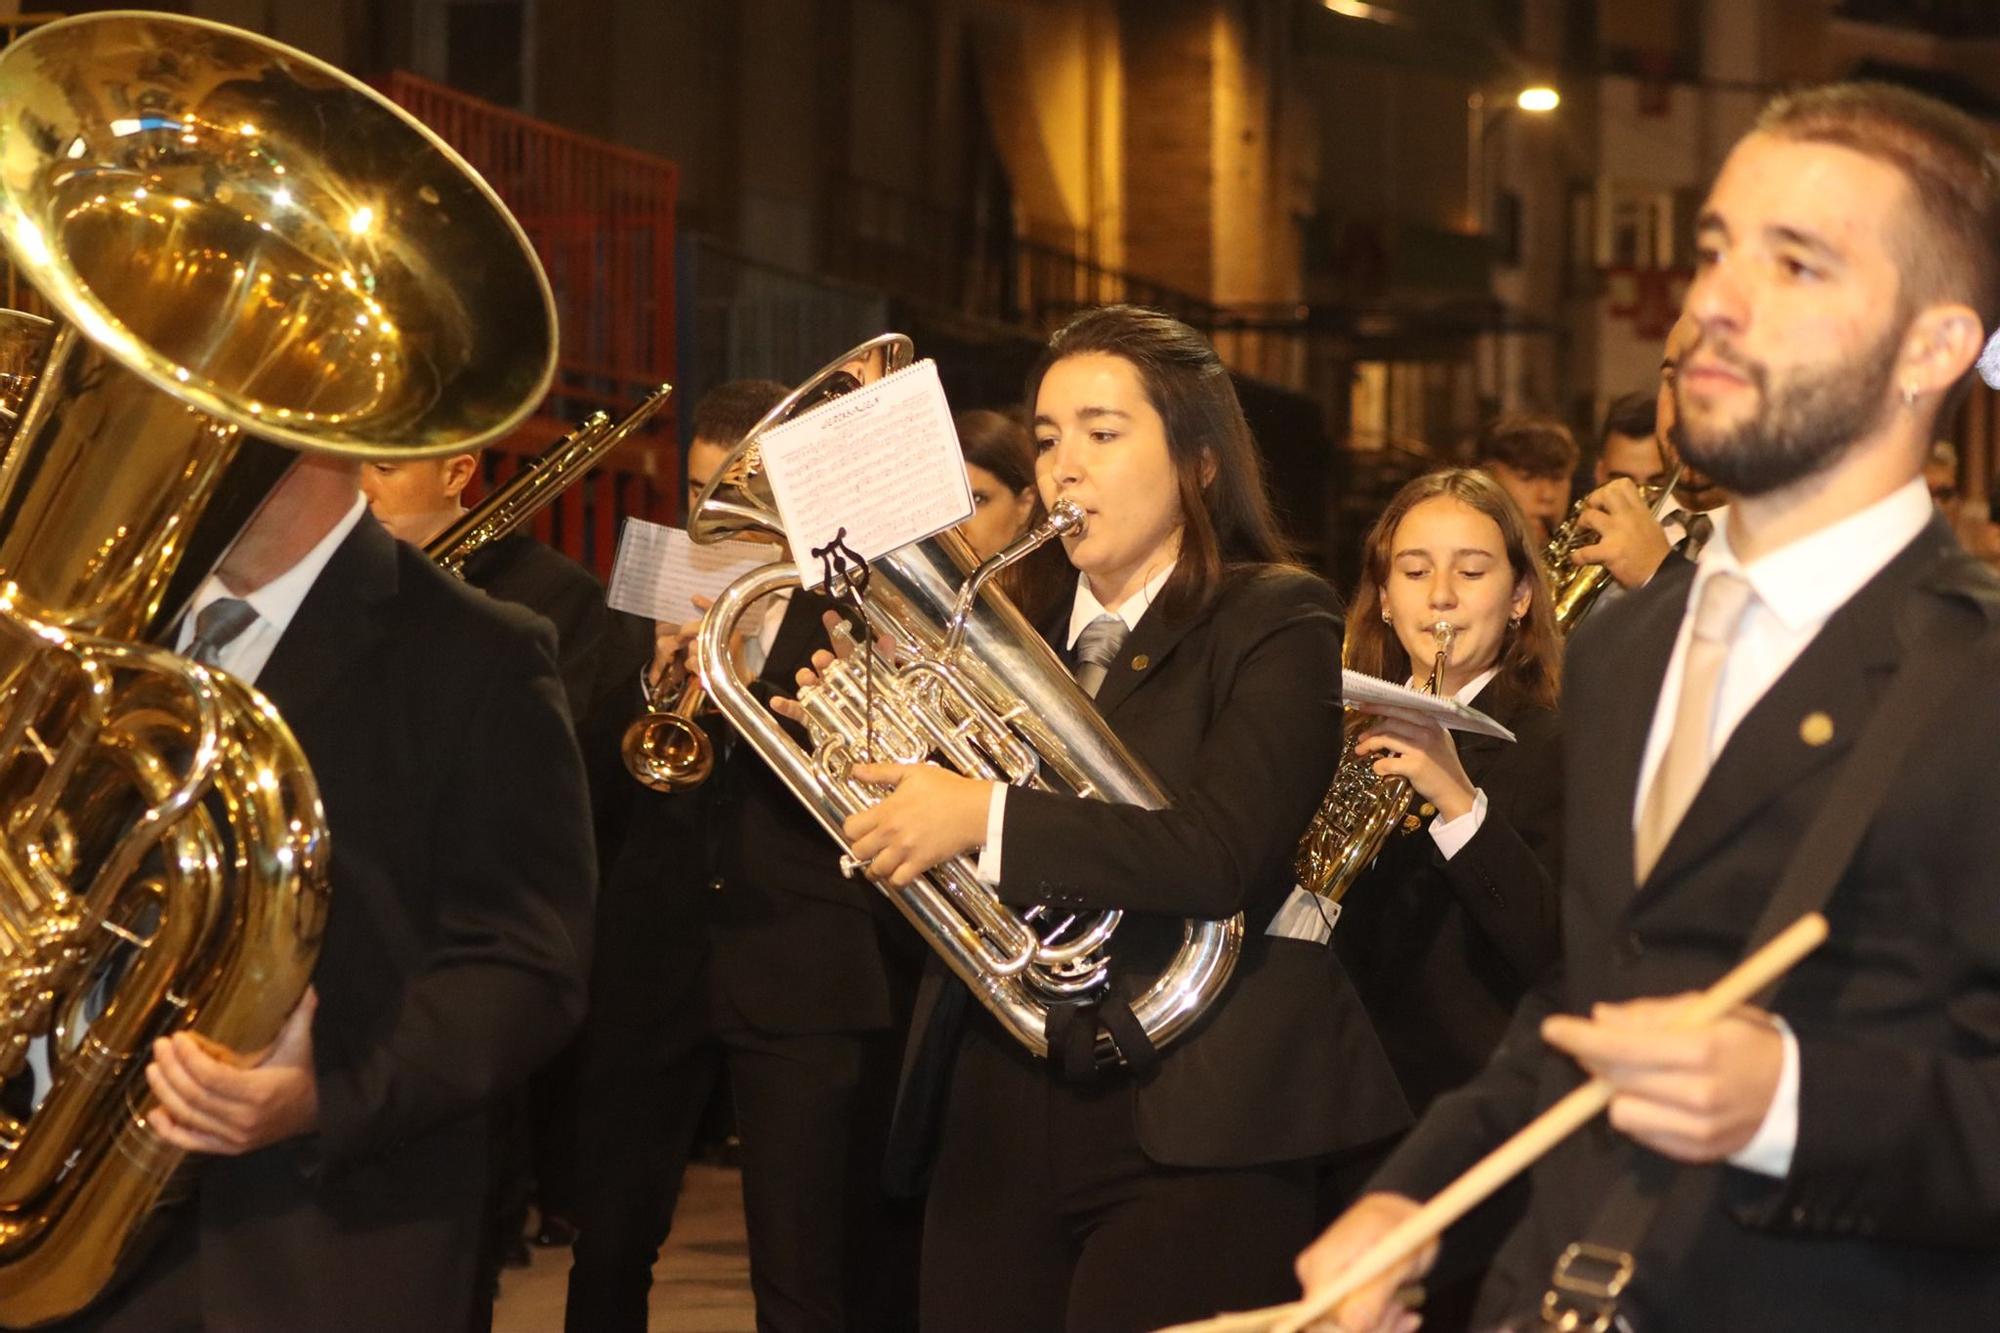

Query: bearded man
[[1297, 81, 2000, 1333]]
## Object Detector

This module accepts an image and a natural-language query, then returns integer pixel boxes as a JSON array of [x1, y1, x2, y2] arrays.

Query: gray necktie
[[1073, 613, 1129, 699], [1677, 510, 1715, 560], [185, 596, 259, 667]]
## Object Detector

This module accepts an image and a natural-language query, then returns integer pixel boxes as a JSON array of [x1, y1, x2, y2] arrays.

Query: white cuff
[[1728, 1017, 1799, 1178], [1427, 787, 1489, 861], [974, 783, 1007, 885]]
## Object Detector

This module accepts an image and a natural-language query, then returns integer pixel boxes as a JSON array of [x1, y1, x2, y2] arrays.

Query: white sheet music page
[[605, 518, 775, 622], [754, 358, 973, 589], [1341, 670, 1517, 741]]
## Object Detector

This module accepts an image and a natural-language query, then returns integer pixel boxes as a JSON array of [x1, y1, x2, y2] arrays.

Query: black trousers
[[48, 1225, 201, 1333], [565, 1016, 918, 1333], [921, 1023, 1318, 1333]]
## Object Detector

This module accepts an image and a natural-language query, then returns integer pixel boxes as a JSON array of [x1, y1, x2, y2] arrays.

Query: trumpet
[[1544, 464, 1683, 629], [1295, 619, 1456, 906], [622, 658, 715, 792]]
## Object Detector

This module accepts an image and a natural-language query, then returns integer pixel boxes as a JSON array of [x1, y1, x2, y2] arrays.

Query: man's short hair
[[1756, 82, 2000, 333], [691, 379, 790, 449], [1599, 392, 1658, 450], [1476, 412, 1579, 479]]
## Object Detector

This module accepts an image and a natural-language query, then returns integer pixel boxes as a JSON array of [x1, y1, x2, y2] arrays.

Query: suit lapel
[[1089, 594, 1211, 717], [254, 516, 399, 727], [1637, 520, 1945, 895]]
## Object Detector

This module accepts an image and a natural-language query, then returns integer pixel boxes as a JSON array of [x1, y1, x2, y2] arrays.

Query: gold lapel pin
[[1800, 711, 1835, 747], [1130, 653, 1150, 670]]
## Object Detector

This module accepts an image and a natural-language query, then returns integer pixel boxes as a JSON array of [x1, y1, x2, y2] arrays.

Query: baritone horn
[[1543, 464, 1683, 629], [1295, 620, 1456, 907], [684, 335, 1242, 1067], [0, 12, 557, 1325]]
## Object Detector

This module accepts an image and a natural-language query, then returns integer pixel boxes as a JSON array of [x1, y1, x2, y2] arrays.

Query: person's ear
[[441, 452, 479, 502]]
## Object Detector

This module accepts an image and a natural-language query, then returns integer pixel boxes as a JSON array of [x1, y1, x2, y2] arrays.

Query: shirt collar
[[1067, 561, 1175, 649], [182, 493, 368, 643], [1403, 664, 1499, 705], [1696, 478, 1930, 634]]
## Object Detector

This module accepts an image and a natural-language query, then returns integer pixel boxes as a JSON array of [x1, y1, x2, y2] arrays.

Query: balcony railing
[[380, 73, 679, 575]]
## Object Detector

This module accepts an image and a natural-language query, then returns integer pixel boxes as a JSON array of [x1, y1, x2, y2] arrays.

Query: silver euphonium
[[686, 335, 1243, 1067]]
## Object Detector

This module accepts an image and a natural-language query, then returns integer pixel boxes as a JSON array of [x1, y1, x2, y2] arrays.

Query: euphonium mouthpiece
[[1047, 498, 1087, 537]]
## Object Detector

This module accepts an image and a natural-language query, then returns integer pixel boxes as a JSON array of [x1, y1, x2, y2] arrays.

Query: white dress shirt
[[1424, 665, 1499, 861], [1633, 476, 1932, 1180], [172, 494, 368, 685]]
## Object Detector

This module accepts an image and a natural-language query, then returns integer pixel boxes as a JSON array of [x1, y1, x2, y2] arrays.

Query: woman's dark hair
[[1017, 305, 1296, 620], [1344, 468, 1561, 710], [955, 408, 1036, 496]]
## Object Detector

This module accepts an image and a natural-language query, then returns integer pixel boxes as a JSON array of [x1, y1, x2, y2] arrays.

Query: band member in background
[[1595, 392, 1672, 494], [796, 305, 1408, 1333], [64, 455, 595, 1332], [1301, 82, 2000, 1332], [565, 380, 922, 1333], [1475, 414, 1578, 548], [1337, 468, 1564, 1109], [1333, 468, 1564, 1329], [1570, 319, 1727, 596], [359, 446, 648, 1319], [953, 407, 1041, 560]]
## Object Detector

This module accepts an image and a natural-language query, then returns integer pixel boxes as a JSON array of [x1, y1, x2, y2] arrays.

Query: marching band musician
[[1566, 319, 1727, 598], [1299, 82, 2000, 1333], [1332, 468, 1565, 1331], [64, 455, 595, 1332], [358, 447, 648, 1320], [793, 305, 1410, 1332], [1473, 416, 1578, 550], [1335, 469, 1564, 1116], [953, 407, 1043, 561], [565, 381, 922, 1333]]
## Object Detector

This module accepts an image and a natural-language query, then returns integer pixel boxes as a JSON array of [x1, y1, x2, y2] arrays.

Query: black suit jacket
[[591, 589, 917, 1040], [1336, 685, 1563, 1113], [188, 516, 595, 1332], [953, 566, 1410, 1169], [1374, 514, 2000, 1330]]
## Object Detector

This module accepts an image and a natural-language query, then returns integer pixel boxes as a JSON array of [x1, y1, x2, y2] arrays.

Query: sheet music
[[606, 518, 776, 622], [1341, 669, 1517, 741], [755, 358, 973, 589]]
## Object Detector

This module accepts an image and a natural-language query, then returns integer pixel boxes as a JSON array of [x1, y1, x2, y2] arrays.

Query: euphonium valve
[[622, 667, 715, 793], [1296, 620, 1456, 906]]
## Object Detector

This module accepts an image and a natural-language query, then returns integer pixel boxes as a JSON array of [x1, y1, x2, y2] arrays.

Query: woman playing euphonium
[[784, 305, 1408, 1332]]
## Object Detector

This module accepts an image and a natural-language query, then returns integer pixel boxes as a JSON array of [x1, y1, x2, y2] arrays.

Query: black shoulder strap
[[1537, 590, 1992, 1330]]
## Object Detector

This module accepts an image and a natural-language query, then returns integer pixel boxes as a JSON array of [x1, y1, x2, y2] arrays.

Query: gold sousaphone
[[0, 13, 556, 1324]]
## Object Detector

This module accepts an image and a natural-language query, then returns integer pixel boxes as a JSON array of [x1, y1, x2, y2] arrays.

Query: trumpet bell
[[621, 681, 716, 793]]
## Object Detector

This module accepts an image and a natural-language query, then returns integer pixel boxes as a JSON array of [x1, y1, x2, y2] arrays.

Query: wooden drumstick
[[1156, 911, 1830, 1333]]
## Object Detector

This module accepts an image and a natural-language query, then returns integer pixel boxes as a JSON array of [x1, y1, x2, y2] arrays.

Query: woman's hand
[[841, 763, 990, 887], [1351, 713, 1477, 821]]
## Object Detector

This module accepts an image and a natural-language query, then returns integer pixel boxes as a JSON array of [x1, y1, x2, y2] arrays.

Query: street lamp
[[1466, 84, 1560, 234]]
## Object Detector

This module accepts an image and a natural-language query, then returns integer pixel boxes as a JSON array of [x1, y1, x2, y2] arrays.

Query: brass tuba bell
[[0, 12, 556, 1323]]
